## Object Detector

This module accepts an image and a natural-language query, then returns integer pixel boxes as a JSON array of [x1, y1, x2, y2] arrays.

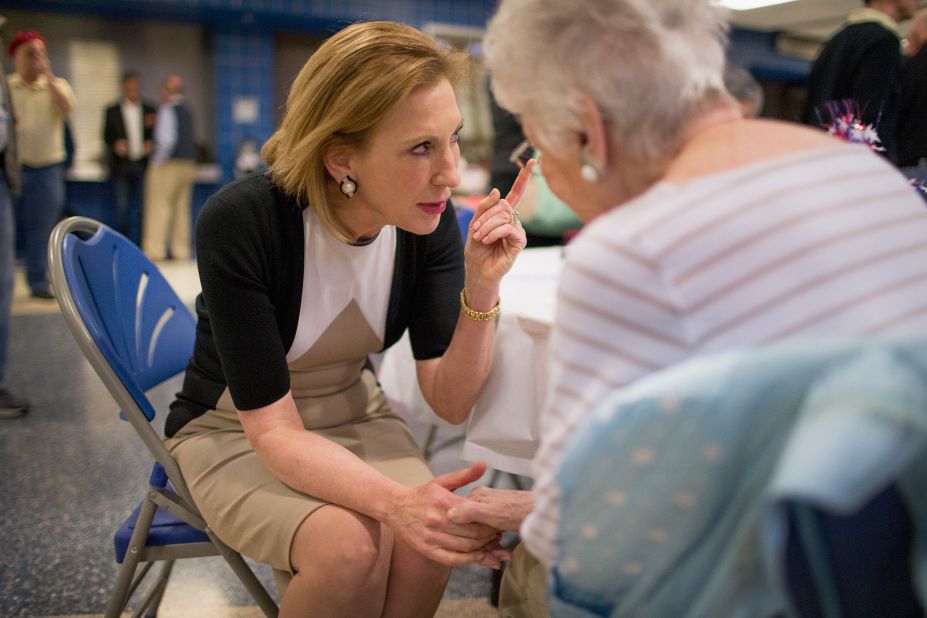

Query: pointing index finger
[[504, 158, 537, 206]]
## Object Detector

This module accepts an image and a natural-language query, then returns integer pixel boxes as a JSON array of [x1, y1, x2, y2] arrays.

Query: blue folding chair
[[48, 216, 278, 617]]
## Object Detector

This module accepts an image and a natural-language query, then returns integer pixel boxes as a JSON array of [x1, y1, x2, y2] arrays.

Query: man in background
[[898, 8, 927, 180], [724, 64, 764, 118], [801, 0, 917, 163], [7, 29, 76, 299], [103, 71, 154, 246], [0, 17, 29, 418], [143, 74, 196, 261]]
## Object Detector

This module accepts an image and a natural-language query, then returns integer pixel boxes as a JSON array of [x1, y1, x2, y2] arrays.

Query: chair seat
[[114, 502, 210, 564]]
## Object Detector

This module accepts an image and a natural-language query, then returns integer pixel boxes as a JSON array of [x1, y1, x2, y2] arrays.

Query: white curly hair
[[484, 0, 732, 167]]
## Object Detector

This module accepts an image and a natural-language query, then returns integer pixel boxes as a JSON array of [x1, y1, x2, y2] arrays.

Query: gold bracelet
[[460, 288, 500, 321]]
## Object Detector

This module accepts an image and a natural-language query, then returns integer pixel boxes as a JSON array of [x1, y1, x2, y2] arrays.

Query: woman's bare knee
[[380, 538, 451, 618], [290, 505, 389, 584]]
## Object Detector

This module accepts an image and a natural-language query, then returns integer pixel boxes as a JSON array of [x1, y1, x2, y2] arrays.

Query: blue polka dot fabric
[[550, 338, 927, 617]]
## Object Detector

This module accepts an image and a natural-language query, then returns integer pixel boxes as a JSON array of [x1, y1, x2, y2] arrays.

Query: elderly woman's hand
[[464, 160, 535, 286], [385, 461, 502, 566], [447, 486, 534, 532], [443, 487, 534, 569]]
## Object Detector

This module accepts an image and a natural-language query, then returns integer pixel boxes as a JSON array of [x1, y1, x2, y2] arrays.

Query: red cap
[[7, 30, 47, 58]]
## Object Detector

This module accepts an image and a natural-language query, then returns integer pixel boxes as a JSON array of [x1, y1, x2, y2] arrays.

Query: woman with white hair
[[448, 0, 927, 614]]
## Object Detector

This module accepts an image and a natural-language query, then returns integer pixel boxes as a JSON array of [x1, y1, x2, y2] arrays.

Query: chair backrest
[[49, 217, 196, 495], [548, 338, 927, 617]]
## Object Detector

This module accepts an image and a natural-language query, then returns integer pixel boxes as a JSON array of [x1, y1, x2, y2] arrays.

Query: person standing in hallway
[[143, 74, 197, 260], [724, 64, 764, 118], [103, 71, 155, 246], [0, 19, 29, 418], [800, 0, 917, 163], [898, 9, 927, 181], [6, 29, 76, 299]]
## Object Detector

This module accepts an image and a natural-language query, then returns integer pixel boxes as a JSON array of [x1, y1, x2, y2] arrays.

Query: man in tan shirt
[[7, 29, 76, 299], [0, 18, 29, 418]]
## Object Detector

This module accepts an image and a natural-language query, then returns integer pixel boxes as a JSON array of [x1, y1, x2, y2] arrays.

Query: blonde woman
[[165, 21, 530, 616]]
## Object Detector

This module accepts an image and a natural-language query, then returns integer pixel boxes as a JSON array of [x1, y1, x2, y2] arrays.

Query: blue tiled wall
[[198, 0, 498, 182], [730, 28, 811, 84], [12, 0, 499, 180], [213, 26, 276, 184], [17, 0, 498, 29]]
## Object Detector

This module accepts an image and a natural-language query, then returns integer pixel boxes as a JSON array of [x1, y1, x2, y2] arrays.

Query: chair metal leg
[[137, 560, 174, 618], [127, 563, 156, 602], [105, 557, 141, 618], [489, 469, 526, 490], [422, 424, 466, 461], [208, 530, 279, 617], [105, 498, 158, 618], [422, 424, 440, 459]]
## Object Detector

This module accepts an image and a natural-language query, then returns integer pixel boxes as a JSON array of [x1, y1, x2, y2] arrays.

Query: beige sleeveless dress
[[165, 297, 433, 573]]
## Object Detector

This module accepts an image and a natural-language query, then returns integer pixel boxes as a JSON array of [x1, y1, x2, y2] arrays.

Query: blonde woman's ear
[[321, 145, 353, 184]]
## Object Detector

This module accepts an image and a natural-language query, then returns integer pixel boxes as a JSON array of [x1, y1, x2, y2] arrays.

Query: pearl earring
[[580, 163, 600, 183], [580, 151, 601, 183], [340, 176, 357, 199]]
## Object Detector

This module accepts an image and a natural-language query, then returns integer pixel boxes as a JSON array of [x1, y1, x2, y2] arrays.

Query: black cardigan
[[166, 172, 464, 436]]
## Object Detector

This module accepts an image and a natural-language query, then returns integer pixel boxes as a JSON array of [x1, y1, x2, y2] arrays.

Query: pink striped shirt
[[522, 144, 927, 566]]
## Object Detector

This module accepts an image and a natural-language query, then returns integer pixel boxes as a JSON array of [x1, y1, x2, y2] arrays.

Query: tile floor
[[1, 260, 518, 617]]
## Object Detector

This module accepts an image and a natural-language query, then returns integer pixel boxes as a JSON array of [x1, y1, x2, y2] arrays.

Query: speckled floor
[[1, 262, 513, 617]]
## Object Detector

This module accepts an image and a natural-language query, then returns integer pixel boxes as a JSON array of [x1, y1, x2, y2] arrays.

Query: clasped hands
[[388, 461, 530, 569]]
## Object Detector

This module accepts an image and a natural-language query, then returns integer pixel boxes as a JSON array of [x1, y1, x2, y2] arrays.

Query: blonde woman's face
[[347, 78, 462, 236]]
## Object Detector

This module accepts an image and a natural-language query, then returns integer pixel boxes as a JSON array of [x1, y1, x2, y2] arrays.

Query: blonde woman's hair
[[263, 21, 468, 242]]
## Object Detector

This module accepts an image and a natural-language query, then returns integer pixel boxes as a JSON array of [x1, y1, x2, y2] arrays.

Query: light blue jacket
[[550, 338, 927, 617]]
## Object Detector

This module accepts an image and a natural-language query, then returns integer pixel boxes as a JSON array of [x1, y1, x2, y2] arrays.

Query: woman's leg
[[282, 504, 392, 617], [381, 538, 451, 618]]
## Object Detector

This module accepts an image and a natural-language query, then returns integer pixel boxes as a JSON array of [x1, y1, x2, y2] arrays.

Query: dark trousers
[[15, 164, 64, 293], [0, 166, 13, 384], [111, 162, 146, 246], [785, 485, 923, 617]]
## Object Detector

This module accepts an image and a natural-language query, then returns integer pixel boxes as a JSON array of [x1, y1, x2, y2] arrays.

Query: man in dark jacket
[[103, 71, 155, 245], [898, 9, 927, 177], [801, 0, 917, 163]]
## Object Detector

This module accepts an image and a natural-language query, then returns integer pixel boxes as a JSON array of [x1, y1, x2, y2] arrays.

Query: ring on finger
[[510, 210, 520, 227]]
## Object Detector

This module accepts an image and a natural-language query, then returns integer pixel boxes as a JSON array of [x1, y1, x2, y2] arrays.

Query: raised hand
[[464, 159, 536, 285], [35, 50, 53, 80]]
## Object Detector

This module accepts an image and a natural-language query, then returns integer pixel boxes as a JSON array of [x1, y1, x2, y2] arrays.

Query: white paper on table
[[460, 247, 562, 476], [377, 247, 563, 475], [461, 313, 552, 476]]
